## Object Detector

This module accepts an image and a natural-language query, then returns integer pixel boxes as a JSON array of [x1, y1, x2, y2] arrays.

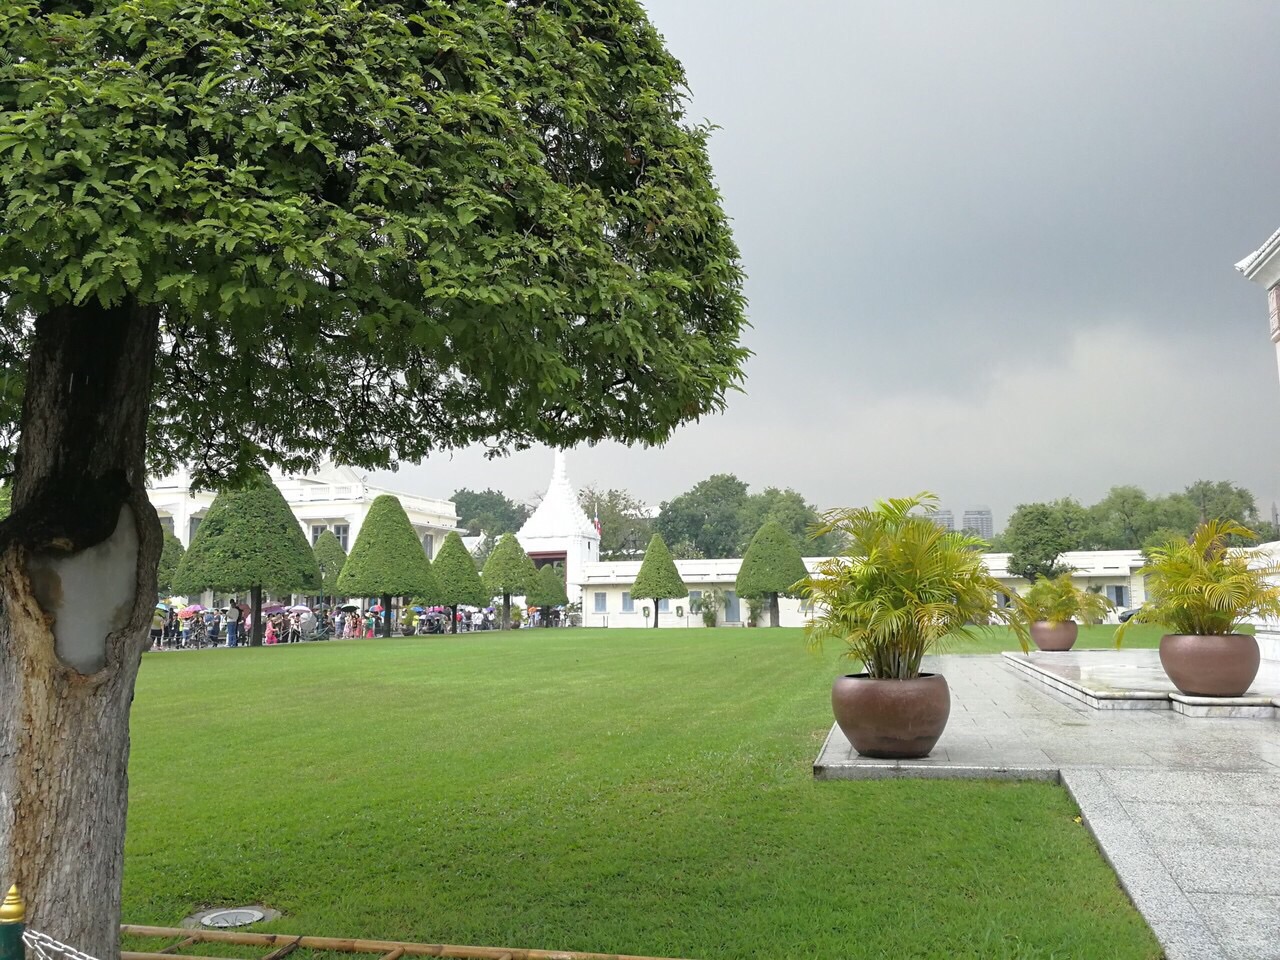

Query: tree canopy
[[172, 476, 320, 595], [632, 534, 686, 601], [312, 529, 347, 599], [737, 520, 808, 599], [655, 475, 836, 558], [337, 495, 436, 599], [1003, 502, 1074, 583], [527, 563, 569, 610], [432, 531, 487, 607], [481, 533, 537, 596], [450, 489, 530, 538], [0, 0, 747, 488]]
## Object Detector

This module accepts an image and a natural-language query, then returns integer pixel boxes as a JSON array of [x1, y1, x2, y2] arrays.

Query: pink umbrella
[[370, 604, 384, 613], [179, 603, 205, 617], [261, 603, 286, 615]]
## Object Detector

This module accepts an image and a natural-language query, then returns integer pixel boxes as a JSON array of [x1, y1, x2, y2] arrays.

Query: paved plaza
[[814, 653, 1280, 960]]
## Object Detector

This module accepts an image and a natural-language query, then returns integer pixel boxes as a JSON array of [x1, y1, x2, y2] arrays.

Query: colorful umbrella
[[288, 605, 311, 613], [370, 604, 384, 613], [411, 605, 426, 613], [261, 603, 286, 615]]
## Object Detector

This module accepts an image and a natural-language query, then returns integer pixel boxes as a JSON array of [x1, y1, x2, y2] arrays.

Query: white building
[[579, 550, 1150, 629], [515, 452, 600, 606], [146, 462, 461, 559], [1236, 227, 1280, 380]]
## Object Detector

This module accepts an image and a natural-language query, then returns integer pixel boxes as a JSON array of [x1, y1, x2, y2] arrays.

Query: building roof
[[518, 452, 600, 541], [1235, 227, 1280, 281]]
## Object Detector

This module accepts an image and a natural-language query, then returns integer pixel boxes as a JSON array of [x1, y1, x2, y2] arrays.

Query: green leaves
[[632, 534, 685, 602], [336, 495, 436, 599], [431, 531, 486, 607], [312, 529, 347, 599], [1118, 520, 1280, 641], [172, 474, 321, 595], [798, 494, 1026, 679], [736, 520, 809, 600], [481, 532, 536, 595], [0, 0, 747, 487]]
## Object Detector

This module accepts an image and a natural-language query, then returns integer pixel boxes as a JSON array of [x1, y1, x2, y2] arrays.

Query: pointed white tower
[[516, 451, 601, 604]]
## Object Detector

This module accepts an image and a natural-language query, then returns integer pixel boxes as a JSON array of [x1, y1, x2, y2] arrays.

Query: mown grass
[[124, 628, 1160, 959]]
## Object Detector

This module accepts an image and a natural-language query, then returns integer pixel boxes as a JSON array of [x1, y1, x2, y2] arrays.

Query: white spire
[[518, 451, 599, 541]]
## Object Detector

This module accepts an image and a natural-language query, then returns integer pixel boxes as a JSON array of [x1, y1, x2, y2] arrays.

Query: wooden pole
[[119, 925, 694, 960]]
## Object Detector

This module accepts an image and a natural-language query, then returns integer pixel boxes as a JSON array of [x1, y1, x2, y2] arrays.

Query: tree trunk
[[653, 603, 659, 628], [0, 299, 162, 960], [770, 592, 780, 628], [382, 593, 392, 637], [250, 585, 263, 646], [450, 604, 457, 634], [502, 591, 511, 630]]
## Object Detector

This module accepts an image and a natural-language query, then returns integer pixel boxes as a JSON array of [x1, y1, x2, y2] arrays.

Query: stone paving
[[813, 653, 1280, 960]]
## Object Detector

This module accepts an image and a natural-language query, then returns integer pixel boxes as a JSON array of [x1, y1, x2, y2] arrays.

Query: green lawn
[[124, 628, 1160, 960]]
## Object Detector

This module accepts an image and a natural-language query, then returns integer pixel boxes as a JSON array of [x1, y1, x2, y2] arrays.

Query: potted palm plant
[[1117, 520, 1280, 697], [799, 493, 1025, 759], [1015, 573, 1114, 651]]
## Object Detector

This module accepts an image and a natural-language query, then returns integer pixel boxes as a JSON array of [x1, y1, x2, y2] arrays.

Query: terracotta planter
[[1030, 620, 1078, 652], [1159, 634, 1260, 698], [831, 673, 951, 760]]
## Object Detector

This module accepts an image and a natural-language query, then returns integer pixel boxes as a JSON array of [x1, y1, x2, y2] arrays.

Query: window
[[158, 516, 174, 536], [311, 524, 328, 545], [621, 592, 634, 613], [422, 532, 434, 558], [688, 590, 702, 607], [333, 524, 349, 551], [593, 592, 607, 613], [1106, 585, 1128, 608], [189, 516, 202, 543], [658, 598, 670, 613]]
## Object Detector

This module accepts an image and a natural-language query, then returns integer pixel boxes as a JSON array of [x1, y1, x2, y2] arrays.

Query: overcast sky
[[374, 0, 1280, 528]]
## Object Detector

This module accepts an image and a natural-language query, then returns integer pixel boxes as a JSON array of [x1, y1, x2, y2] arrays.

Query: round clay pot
[[1030, 620, 1078, 651], [831, 673, 951, 760], [1158, 634, 1260, 698]]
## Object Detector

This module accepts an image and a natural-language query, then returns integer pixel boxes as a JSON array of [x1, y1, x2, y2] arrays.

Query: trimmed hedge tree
[[313, 529, 347, 607], [632, 534, 686, 628], [155, 530, 184, 597], [432, 531, 486, 634], [736, 520, 809, 627], [337, 496, 436, 637], [482, 533, 537, 630], [527, 563, 569, 627], [172, 476, 321, 644]]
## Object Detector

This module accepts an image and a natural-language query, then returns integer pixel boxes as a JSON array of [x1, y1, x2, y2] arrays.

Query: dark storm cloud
[[376, 1, 1280, 526]]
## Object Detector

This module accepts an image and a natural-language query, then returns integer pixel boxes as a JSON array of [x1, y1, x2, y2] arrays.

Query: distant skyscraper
[[962, 507, 994, 540], [931, 509, 955, 531]]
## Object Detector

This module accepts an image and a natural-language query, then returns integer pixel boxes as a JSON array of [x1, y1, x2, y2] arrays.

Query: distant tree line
[[997, 480, 1270, 582], [449, 473, 841, 561]]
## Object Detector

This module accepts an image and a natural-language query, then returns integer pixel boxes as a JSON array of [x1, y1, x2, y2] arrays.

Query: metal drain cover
[[201, 908, 265, 928]]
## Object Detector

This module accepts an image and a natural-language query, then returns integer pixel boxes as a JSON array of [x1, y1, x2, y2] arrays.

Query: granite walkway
[[813, 654, 1280, 960]]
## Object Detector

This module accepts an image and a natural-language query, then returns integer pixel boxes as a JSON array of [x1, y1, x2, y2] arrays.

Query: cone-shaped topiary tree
[[736, 520, 809, 627], [337, 495, 437, 637], [482, 533, 537, 629], [173, 476, 321, 645], [633, 534, 686, 628], [155, 530, 185, 597], [527, 563, 570, 627], [312, 529, 347, 608], [432, 531, 486, 633]]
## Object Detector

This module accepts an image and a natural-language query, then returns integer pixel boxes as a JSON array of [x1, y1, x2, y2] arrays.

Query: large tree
[[0, 3, 746, 948], [431, 531, 486, 633], [632, 534, 687, 628], [172, 475, 321, 643], [337, 495, 436, 637], [1003, 502, 1075, 583], [482, 533, 538, 630], [736, 520, 809, 627], [312, 529, 347, 607], [450, 488, 531, 538], [656, 474, 750, 559], [738, 486, 841, 556]]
